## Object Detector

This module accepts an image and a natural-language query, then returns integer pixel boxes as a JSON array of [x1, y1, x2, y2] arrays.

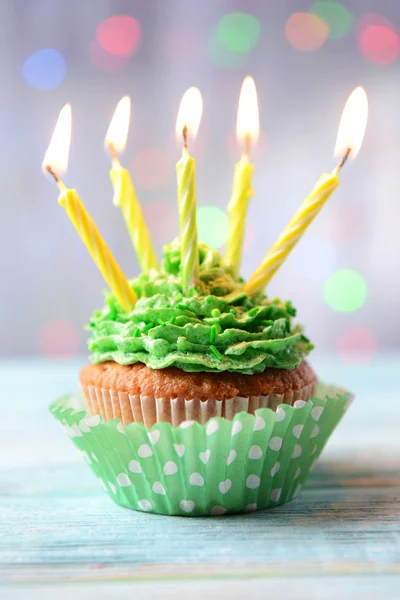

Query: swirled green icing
[[88, 240, 313, 374]]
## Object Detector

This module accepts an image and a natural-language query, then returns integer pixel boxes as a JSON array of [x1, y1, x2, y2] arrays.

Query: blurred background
[[1, 0, 399, 367]]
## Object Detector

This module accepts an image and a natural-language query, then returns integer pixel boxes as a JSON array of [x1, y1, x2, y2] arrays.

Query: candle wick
[[182, 125, 188, 150], [336, 147, 352, 173], [46, 165, 61, 184]]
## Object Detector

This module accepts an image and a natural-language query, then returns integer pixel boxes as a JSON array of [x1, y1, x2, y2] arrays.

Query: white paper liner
[[81, 382, 317, 428]]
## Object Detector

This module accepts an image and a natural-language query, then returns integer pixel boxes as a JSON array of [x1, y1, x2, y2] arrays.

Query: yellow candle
[[224, 155, 254, 277], [224, 76, 259, 277], [59, 185, 137, 311], [106, 97, 158, 273], [43, 104, 137, 312], [244, 173, 339, 294], [175, 87, 203, 289], [176, 147, 199, 288], [245, 86, 368, 295]]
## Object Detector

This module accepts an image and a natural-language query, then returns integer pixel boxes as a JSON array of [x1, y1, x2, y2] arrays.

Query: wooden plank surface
[[1, 354, 399, 598]]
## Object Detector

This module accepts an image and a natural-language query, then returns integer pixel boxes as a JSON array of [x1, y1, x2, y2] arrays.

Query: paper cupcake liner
[[50, 382, 353, 516], [81, 382, 317, 428]]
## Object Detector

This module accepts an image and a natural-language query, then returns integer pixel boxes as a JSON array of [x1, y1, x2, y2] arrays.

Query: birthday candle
[[43, 104, 137, 312], [224, 77, 259, 278], [245, 87, 368, 295], [105, 97, 158, 273], [175, 87, 203, 290]]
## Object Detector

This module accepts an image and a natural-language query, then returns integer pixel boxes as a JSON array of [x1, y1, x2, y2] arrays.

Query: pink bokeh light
[[336, 326, 377, 366], [96, 15, 141, 57], [39, 320, 81, 359]]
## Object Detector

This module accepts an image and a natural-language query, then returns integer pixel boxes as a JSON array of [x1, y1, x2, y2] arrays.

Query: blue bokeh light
[[22, 48, 66, 90]]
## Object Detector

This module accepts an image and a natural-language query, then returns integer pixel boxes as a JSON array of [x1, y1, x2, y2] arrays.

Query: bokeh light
[[142, 201, 177, 246], [39, 320, 80, 359], [310, 1, 354, 39], [358, 24, 400, 65], [22, 49, 66, 90], [89, 40, 128, 71], [208, 37, 249, 69], [285, 13, 329, 52], [197, 206, 229, 249], [96, 15, 141, 57], [132, 148, 173, 191], [162, 29, 204, 66], [217, 13, 261, 53], [323, 269, 367, 312], [357, 13, 397, 34], [292, 236, 337, 280], [336, 326, 377, 366]]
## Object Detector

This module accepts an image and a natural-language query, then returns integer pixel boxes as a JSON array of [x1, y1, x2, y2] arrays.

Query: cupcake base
[[50, 382, 353, 517], [80, 361, 318, 427]]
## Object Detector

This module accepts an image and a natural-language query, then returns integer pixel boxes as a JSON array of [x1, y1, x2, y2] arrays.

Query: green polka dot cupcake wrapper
[[50, 382, 353, 516]]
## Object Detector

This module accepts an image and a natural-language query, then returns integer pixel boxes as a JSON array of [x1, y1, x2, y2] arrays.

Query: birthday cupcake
[[52, 239, 351, 516], [80, 240, 318, 427]]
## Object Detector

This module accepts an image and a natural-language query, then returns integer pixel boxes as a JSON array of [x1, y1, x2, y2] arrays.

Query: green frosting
[[88, 240, 313, 374]]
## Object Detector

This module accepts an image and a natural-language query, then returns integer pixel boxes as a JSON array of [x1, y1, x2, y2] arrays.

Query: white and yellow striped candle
[[245, 86, 368, 295], [43, 104, 137, 312], [175, 87, 203, 289], [105, 97, 158, 273], [224, 76, 259, 278]]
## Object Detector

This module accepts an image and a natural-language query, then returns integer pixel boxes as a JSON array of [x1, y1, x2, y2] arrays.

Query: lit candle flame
[[176, 87, 203, 147], [105, 96, 131, 156], [42, 104, 72, 177], [335, 86, 368, 161], [236, 76, 259, 153]]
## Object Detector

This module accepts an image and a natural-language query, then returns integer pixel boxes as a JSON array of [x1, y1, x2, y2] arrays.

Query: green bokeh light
[[310, 1, 354, 39], [197, 206, 229, 249], [208, 36, 249, 68], [323, 269, 367, 312], [217, 12, 261, 53]]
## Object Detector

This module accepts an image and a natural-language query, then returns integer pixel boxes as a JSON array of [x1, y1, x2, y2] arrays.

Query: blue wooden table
[[1, 355, 399, 599]]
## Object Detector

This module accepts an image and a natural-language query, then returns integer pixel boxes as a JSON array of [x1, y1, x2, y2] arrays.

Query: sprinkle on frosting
[[87, 239, 313, 374]]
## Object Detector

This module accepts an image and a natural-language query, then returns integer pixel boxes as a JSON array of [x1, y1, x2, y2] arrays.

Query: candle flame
[[236, 76, 259, 148], [176, 87, 203, 143], [335, 87, 368, 160], [42, 104, 72, 175], [105, 96, 131, 155]]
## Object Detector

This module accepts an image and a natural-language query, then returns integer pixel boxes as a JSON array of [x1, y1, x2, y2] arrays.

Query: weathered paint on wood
[[1, 355, 399, 598]]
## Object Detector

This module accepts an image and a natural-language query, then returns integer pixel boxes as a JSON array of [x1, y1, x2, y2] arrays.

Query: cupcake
[[80, 240, 317, 427], [50, 239, 351, 517]]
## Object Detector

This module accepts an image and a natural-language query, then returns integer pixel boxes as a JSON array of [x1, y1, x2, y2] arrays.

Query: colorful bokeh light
[[197, 206, 229, 249], [208, 37, 249, 69], [22, 48, 66, 90], [89, 40, 128, 71], [336, 326, 377, 366], [162, 29, 204, 66], [357, 13, 397, 34], [96, 15, 141, 57], [285, 13, 329, 52], [358, 24, 400, 65], [39, 320, 80, 359], [323, 269, 367, 312], [310, 1, 354, 39], [217, 13, 260, 53], [292, 236, 337, 280], [132, 148, 173, 191]]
